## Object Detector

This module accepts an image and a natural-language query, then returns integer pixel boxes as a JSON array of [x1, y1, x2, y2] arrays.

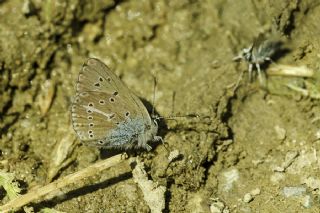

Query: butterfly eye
[[125, 112, 130, 117], [113, 91, 118, 96], [109, 97, 115, 103], [99, 100, 105, 105], [94, 82, 100, 87], [98, 140, 104, 145], [107, 77, 111, 82], [88, 116, 93, 120], [99, 77, 103, 82], [89, 123, 94, 127], [89, 134, 94, 138], [87, 109, 93, 114], [88, 103, 94, 107]]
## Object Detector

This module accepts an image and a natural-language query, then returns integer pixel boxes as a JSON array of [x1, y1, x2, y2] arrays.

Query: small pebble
[[210, 198, 229, 213], [274, 125, 286, 140], [168, 149, 180, 162], [243, 193, 253, 203], [283, 186, 306, 197], [304, 176, 320, 190], [315, 129, 320, 140], [270, 173, 285, 183], [250, 188, 261, 196], [222, 169, 239, 191], [22, 0, 35, 16], [301, 195, 312, 208], [210, 202, 224, 213]]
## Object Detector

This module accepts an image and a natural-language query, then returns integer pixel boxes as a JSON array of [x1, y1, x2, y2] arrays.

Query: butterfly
[[71, 58, 161, 151]]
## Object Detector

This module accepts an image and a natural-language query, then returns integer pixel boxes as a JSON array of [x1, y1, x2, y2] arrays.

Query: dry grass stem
[[0, 154, 125, 212], [267, 64, 314, 77]]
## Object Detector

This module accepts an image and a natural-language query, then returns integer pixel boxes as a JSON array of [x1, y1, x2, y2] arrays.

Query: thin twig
[[0, 154, 126, 212]]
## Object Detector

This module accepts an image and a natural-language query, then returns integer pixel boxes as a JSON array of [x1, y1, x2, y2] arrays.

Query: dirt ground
[[1, 0, 320, 212]]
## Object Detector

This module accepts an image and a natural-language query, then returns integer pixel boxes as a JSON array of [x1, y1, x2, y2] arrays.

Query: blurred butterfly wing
[[253, 34, 281, 59], [252, 34, 265, 56]]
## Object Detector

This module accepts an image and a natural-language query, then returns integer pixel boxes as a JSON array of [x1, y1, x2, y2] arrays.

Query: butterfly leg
[[256, 63, 265, 86], [120, 152, 129, 160], [232, 54, 243, 61], [248, 63, 253, 82], [145, 144, 152, 151], [265, 57, 275, 64], [154, 136, 169, 150], [154, 136, 163, 143]]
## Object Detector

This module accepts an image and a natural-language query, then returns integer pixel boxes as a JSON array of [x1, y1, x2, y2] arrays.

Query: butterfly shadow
[[262, 41, 291, 70]]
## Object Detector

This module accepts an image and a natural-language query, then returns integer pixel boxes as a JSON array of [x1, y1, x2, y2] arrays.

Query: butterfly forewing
[[84, 58, 152, 123]]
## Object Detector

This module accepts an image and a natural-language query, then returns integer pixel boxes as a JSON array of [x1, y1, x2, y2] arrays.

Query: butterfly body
[[97, 117, 158, 150], [71, 58, 159, 150]]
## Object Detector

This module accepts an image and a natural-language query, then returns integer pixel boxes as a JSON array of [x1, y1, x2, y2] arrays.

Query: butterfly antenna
[[157, 114, 200, 121], [152, 75, 157, 117], [149, 76, 199, 121], [171, 91, 176, 115]]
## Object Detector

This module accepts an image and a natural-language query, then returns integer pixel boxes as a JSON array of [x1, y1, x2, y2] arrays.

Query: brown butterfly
[[71, 58, 161, 150]]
